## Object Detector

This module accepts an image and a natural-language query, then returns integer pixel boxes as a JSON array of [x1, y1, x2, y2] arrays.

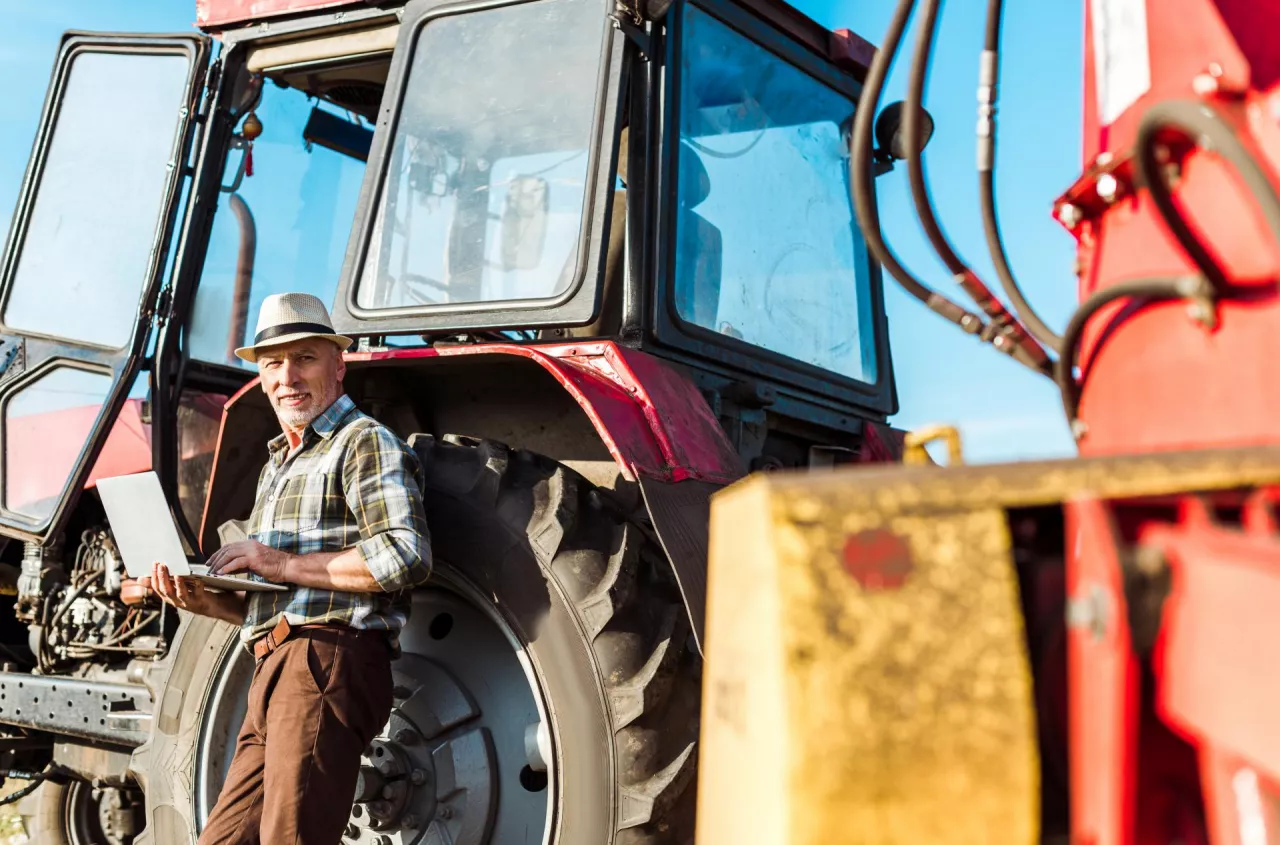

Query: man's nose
[[278, 360, 299, 384]]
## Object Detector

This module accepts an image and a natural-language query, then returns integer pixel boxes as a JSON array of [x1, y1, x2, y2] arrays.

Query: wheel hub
[[339, 587, 550, 844]]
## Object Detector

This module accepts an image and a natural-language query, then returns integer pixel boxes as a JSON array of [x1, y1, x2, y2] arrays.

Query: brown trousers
[[198, 626, 393, 845]]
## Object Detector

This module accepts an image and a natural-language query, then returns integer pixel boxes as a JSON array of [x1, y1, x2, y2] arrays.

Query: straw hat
[[234, 293, 353, 363]]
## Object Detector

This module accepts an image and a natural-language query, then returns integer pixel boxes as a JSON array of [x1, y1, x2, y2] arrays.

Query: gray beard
[[273, 388, 337, 431]]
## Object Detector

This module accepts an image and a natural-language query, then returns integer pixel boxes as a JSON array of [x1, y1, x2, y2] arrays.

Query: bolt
[[394, 728, 419, 746], [410, 768, 428, 786], [1186, 299, 1217, 329], [369, 800, 393, 817], [1058, 203, 1083, 229], [382, 785, 396, 800], [404, 813, 422, 828], [439, 805, 454, 820], [1096, 172, 1119, 203], [1192, 62, 1226, 97]]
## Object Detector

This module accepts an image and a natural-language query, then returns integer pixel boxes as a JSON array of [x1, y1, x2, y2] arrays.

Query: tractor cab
[[0, 0, 891, 549]]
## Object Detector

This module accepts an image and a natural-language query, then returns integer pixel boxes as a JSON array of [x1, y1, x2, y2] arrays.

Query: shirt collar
[[266, 394, 357, 460]]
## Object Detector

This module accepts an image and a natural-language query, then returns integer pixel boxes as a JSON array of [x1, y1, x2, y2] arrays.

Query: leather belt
[[252, 617, 341, 662]]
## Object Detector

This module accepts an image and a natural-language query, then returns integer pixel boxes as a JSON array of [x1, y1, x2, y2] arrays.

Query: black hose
[[1136, 99, 1280, 288], [1055, 275, 1211, 434], [849, 0, 986, 335], [977, 0, 1063, 353], [902, 0, 1050, 374], [0, 768, 52, 807]]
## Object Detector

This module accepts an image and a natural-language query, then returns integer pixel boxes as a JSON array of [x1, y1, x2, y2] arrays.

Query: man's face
[[257, 338, 346, 430]]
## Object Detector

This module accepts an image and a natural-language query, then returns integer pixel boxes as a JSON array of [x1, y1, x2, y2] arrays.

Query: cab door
[[0, 32, 210, 543]]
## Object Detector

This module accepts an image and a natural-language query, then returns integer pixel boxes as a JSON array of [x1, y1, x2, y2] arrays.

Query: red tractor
[[0, 0, 904, 841]]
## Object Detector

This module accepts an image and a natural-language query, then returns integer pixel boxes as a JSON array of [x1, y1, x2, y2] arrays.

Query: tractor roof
[[197, 0, 384, 30]]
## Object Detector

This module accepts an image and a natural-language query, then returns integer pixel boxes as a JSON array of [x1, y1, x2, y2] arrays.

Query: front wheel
[[21, 778, 143, 845], [132, 436, 701, 845]]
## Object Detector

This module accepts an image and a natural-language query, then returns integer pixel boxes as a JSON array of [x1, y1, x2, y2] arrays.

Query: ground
[[0, 779, 28, 844]]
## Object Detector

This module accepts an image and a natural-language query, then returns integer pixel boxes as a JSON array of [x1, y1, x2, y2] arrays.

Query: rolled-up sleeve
[[342, 423, 432, 592]]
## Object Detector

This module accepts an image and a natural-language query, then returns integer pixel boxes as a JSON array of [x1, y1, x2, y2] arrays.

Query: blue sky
[[0, 0, 1082, 463]]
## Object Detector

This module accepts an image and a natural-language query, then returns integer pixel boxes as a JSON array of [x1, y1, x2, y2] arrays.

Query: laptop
[[96, 471, 287, 593]]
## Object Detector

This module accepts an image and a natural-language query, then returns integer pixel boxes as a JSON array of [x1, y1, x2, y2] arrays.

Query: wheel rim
[[61, 781, 141, 845], [193, 570, 554, 845]]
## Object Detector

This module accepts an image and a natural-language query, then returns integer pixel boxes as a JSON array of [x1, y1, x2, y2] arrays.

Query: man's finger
[[213, 554, 250, 576]]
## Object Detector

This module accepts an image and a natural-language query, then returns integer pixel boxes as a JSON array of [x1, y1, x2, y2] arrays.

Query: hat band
[[253, 321, 335, 345]]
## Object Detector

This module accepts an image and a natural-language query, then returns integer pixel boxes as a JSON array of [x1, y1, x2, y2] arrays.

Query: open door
[[0, 33, 210, 543]]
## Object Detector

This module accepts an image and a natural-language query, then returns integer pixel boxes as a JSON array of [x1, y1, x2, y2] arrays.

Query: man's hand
[[207, 540, 292, 583], [140, 563, 246, 625]]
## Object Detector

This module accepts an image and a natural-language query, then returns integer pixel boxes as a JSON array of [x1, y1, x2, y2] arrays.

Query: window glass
[[355, 0, 606, 310], [4, 368, 113, 521], [674, 6, 877, 383], [189, 91, 367, 367], [177, 389, 227, 531], [3, 51, 191, 349]]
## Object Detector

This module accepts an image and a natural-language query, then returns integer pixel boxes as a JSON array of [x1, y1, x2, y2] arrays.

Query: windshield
[[354, 0, 607, 311], [189, 86, 369, 367], [673, 5, 877, 383]]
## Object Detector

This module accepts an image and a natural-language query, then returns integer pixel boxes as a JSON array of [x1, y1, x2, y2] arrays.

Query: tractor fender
[[204, 341, 744, 653]]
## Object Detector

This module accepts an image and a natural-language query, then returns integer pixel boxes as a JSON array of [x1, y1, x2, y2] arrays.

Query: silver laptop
[[96, 471, 287, 593]]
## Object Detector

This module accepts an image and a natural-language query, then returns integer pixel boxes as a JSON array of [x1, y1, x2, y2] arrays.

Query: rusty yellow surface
[[696, 445, 1280, 845]]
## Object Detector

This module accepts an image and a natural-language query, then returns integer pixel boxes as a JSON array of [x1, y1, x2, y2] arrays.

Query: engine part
[[16, 540, 64, 624]]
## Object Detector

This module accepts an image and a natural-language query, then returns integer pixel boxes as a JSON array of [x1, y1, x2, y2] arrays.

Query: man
[[141, 292, 431, 844]]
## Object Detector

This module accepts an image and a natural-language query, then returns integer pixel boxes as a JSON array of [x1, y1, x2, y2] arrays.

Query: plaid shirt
[[241, 394, 431, 650]]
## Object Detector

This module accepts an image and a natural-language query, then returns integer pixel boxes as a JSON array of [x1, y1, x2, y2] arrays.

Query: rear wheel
[[132, 436, 701, 844]]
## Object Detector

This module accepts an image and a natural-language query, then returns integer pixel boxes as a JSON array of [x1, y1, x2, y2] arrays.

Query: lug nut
[[1096, 173, 1119, 203], [393, 728, 419, 745], [410, 768, 428, 786]]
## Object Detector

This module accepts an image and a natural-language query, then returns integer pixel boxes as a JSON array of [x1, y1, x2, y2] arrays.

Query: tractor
[[0, 0, 905, 841]]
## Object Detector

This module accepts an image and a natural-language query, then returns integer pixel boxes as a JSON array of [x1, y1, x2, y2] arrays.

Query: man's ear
[[334, 347, 347, 383]]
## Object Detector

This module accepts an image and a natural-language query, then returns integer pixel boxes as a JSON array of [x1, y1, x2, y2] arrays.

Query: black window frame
[[650, 0, 896, 418], [0, 32, 209, 542], [329, 0, 627, 338]]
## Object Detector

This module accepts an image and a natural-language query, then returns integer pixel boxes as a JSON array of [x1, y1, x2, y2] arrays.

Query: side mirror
[[500, 175, 550, 271], [874, 101, 934, 162]]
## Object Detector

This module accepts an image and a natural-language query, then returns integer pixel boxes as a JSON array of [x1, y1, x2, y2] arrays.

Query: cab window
[[189, 78, 373, 367], [672, 4, 878, 384]]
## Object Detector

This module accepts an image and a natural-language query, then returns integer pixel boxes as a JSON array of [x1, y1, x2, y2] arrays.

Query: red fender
[[340, 341, 745, 485]]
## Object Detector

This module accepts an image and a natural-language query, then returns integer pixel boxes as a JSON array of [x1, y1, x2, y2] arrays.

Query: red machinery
[[848, 2, 1280, 844], [1069, 3, 1280, 844]]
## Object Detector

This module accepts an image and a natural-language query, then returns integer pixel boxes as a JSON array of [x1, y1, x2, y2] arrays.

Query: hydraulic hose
[[977, 0, 1063, 353], [849, 0, 986, 337], [1055, 275, 1211, 435], [903, 0, 1050, 373], [1135, 99, 1280, 289]]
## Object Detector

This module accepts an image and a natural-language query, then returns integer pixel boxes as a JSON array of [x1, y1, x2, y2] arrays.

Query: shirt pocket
[[269, 472, 327, 534]]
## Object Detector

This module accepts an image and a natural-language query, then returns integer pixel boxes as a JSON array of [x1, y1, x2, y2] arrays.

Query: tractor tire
[[131, 435, 702, 845], [21, 778, 142, 845]]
